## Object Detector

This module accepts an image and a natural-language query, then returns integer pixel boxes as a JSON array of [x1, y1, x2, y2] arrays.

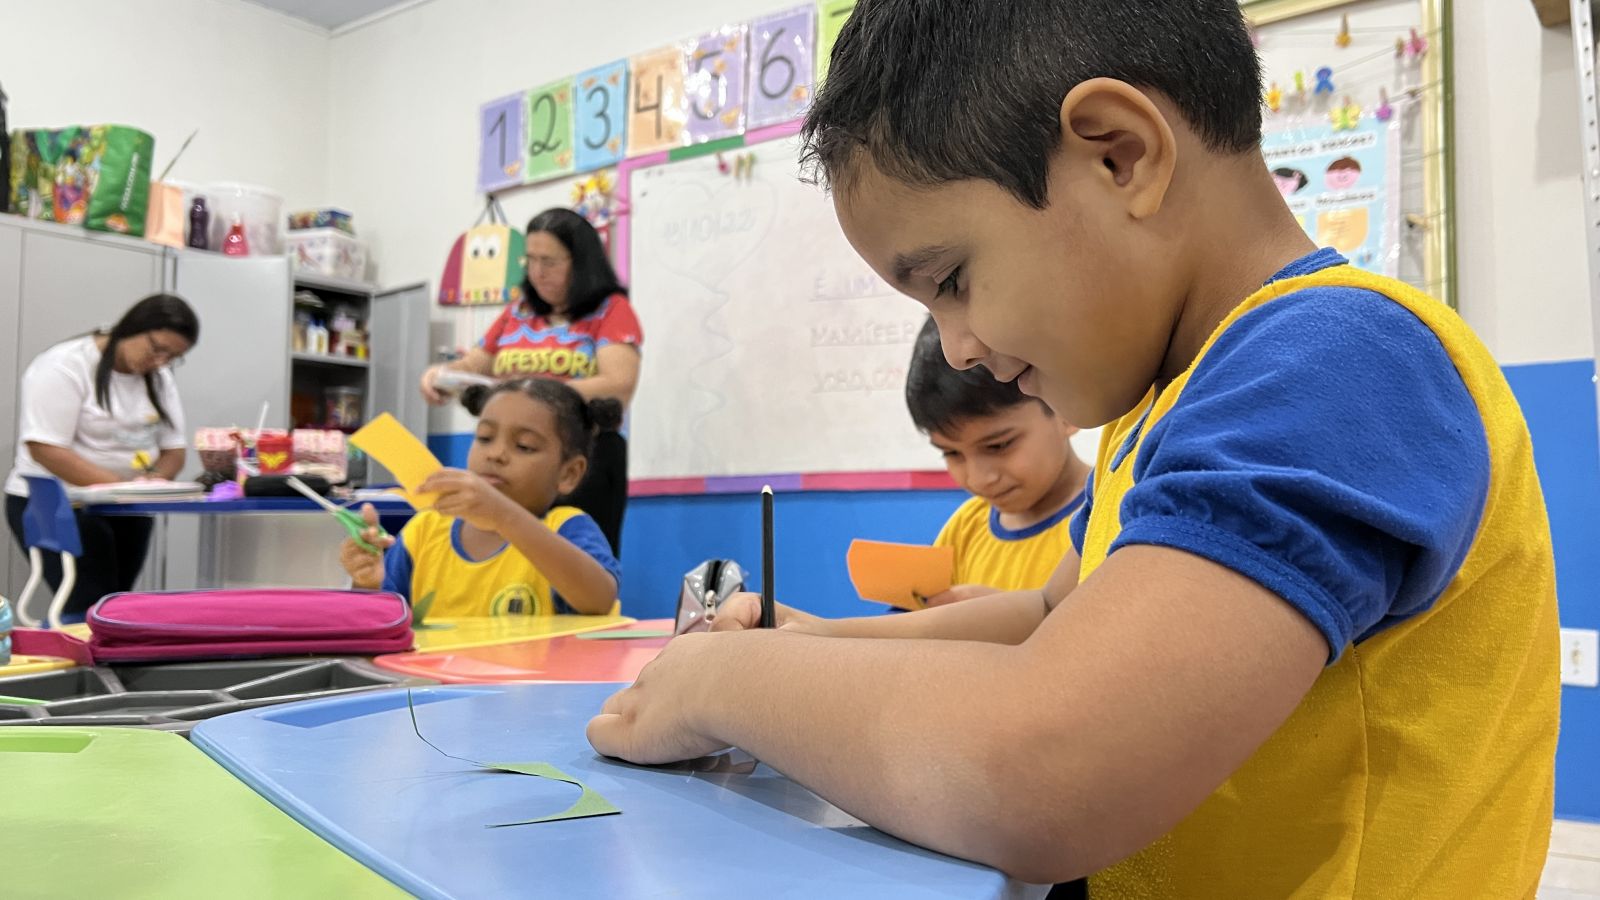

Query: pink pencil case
[[86, 589, 413, 662]]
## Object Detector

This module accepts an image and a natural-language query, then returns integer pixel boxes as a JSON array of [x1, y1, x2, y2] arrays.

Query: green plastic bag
[[8, 124, 154, 236]]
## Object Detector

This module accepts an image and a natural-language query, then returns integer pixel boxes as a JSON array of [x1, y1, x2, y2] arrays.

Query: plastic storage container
[[203, 181, 284, 255], [289, 208, 354, 234], [287, 227, 368, 281]]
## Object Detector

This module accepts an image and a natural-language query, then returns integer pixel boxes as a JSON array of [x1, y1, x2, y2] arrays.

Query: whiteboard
[[627, 135, 936, 480]]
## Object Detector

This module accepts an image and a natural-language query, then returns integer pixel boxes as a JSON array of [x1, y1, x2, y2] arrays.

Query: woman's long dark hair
[[521, 208, 627, 322], [95, 293, 200, 426]]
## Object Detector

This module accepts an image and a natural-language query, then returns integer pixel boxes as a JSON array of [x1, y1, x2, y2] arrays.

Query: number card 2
[[575, 60, 628, 172], [525, 79, 576, 181], [748, 6, 816, 128], [628, 47, 689, 156], [478, 92, 527, 194], [684, 25, 748, 144]]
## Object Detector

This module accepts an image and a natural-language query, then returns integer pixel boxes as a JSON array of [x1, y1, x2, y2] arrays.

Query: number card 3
[[684, 25, 748, 144], [748, 6, 816, 128], [478, 92, 527, 194], [628, 46, 690, 156], [575, 60, 628, 171], [525, 79, 576, 182]]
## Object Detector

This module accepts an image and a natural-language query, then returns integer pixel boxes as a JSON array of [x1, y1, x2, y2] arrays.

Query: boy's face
[[834, 84, 1188, 428], [929, 403, 1077, 516]]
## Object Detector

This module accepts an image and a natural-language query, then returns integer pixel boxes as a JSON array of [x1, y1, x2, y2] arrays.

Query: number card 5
[[525, 79, 576, 182], [478, 92, 527, 194], [748, 6, 816, 128], [628, 46, 690, 156], [575, 61, 628, 172], [684, 25, 748, 144]]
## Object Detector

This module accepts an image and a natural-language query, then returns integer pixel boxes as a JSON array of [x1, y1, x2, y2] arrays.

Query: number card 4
[[525, 79, 576, 182], [748, 6, 816, 128], [628, 47, 690, 156], [478, 92, 527, 194], [575, 60, 628, 172]]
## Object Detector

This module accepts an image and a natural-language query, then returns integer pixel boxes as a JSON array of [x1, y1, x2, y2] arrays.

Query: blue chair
[[15, 476, 83, 630]]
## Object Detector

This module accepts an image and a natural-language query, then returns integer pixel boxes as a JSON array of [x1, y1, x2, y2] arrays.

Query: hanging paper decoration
[[1375, 89, 1394, 122], [1405, 28, 1429, 60], [1336, 14, 1351, 49], [1331, 97, 1362, 131], [570, 169, 619, 232], [1265, 83, 1283, 114], [1314, 67, 1336, 96]]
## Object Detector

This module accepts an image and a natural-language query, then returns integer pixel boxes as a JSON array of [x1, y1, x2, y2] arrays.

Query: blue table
[[192, 684, 1036, 900], [86, 496, 415, 591]]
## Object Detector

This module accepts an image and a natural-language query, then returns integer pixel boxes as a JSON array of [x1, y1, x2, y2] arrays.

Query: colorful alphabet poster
[[1261, 115, 1401, 277]]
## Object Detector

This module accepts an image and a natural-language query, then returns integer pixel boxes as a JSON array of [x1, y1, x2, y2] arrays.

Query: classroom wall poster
[[815, 0, 857, 84], [684, 25, 749, 144], [574, 61, 628, 172], [1261, 115, 1401, 277], [525, 79, 577, 182], [478, 93, 527, 194], [747, 7, 815, 127], [627, 47, 690, 156]]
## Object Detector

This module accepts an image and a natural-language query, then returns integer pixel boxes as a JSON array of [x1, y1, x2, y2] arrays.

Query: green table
[[3, 728, 403, 898]]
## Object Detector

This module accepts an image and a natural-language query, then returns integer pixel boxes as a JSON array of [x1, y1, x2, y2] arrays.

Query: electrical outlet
[[1561, 628, 1599, 688]]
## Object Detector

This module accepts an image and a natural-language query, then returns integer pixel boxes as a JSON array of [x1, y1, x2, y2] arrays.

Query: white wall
[[3, 0, 332, 210], [1453, 0, 1593, 365]]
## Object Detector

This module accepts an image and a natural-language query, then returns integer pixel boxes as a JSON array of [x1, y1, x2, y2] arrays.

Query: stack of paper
[[69, 481, 207, 505]]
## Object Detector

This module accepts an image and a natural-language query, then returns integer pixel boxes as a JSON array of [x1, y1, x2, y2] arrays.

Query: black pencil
[[761, 485, 776, 628]]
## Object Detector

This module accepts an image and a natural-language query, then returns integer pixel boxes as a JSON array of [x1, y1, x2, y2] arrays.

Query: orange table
[[372, 619, 672, 683]]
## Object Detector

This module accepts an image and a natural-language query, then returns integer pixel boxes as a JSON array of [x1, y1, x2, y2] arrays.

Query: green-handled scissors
[[286, 476, 389, 553]]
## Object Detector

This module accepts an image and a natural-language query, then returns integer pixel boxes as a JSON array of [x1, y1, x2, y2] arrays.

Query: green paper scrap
[[0, 695, 48, 706], [480, 762, 621, 826], [406, 689, 621, 828], [411, 590, 435, 627], [574, 629, 673, 640]]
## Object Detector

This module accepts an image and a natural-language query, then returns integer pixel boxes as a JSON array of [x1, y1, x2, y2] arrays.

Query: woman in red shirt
[[421, 208, 642, 554]]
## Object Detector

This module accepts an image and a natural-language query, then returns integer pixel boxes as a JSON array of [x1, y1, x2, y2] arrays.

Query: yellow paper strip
[[349, 413, 442, 508]]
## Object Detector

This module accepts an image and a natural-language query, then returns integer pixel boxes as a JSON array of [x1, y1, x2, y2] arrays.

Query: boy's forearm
[[806, 589, 1049, 644], [693, 631, 1055, 877], [498, 511, 617, 614]]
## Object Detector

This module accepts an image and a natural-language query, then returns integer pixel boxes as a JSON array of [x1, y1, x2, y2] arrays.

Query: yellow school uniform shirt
[[1074, 249, 1558, 898], [382, 506, 621, 618], [934, 492, 1084, 592]]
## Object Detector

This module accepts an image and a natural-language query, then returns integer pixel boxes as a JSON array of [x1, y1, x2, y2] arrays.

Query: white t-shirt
[[6, 335, 187, 497]]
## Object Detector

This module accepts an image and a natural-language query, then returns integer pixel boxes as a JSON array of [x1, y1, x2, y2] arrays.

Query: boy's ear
[[558, 456, 589, 497], [1057, 78, 1178, 220]]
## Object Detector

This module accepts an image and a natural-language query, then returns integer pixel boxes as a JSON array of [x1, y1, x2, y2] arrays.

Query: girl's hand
[[340, 504, 394, 589], [422, 469, 523, 534]]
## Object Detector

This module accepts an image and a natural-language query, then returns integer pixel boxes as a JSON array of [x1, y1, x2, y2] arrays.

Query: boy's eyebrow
[[892, 245, 954, 286], [973, 427, 1020, 445]]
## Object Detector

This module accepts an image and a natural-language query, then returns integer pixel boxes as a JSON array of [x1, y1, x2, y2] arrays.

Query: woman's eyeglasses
[[145, 333, 186, 368]]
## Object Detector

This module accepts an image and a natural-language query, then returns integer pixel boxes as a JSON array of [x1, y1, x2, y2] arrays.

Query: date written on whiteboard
[[814, 366, 906, 394], [661, 209, 759, 246], [811, 320, 921, 348]]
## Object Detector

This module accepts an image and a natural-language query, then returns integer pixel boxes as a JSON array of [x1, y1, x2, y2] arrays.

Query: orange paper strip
[[846, 540, 954, 611]]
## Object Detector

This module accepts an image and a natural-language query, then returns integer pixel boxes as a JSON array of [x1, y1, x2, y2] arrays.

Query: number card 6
[[748, 6, 816, 128]]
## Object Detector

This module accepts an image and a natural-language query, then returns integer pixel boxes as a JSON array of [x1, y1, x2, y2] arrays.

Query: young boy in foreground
[[588, 2, 1560, 894]]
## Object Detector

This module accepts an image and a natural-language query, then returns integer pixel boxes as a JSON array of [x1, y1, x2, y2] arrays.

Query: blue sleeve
[[381, 529, 414, 603], [553, 513, 622, 612], [1109, 288, 1489, 662], [1069, 470, 1094, 555]]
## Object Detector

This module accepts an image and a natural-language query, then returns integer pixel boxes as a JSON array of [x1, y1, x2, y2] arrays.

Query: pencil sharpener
[[675, 560, 748, 635]]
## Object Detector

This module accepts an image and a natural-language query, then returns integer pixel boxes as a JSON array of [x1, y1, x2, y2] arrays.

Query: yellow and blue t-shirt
[[1071, 248, 1558, 898], [934, 492, 1084, 592], [381, 506, 621, 618]]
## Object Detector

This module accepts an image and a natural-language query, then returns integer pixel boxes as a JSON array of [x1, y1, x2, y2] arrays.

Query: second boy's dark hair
[[801, 0, 1263, 208], [905, 318, 1048, 435], [461, 378, 623, 460]]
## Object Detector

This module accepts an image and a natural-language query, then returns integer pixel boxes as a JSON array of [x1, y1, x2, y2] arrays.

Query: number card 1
[[816, 0, 858, 85], [748, 6, 816, 128], [525, 78, 576, 182], [478, 92, 527, 194], [628, 46, 690, 156], [684, 25, 748, 144], [575, 60, 628, 172]]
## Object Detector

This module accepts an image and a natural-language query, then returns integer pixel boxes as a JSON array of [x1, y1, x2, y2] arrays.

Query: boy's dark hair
[[801, 0, 1263, 208], [522, 207, 628, 322], [905, 317, 1048, 435], [460, 378, 623, 460], [93, 293, 200, 426]]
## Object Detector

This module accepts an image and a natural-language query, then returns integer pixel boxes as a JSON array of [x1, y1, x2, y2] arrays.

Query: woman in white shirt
[[5, 294, 199, 618]]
